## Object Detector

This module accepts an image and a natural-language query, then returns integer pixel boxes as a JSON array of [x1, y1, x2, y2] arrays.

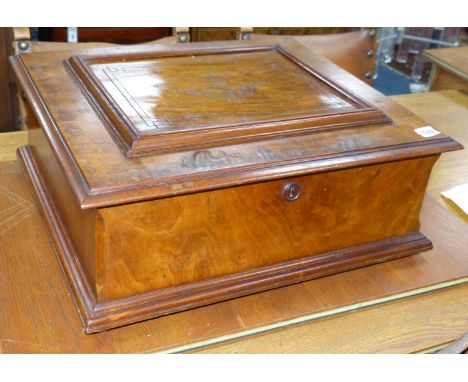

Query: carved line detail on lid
[[102, 66, 159, 130], [65, 44, 392, 157], [10, 54, 462, 210]]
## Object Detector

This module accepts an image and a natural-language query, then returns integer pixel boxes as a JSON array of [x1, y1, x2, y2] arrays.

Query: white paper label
[[414, 126, 440, 138], [67, 27, 78, 43]]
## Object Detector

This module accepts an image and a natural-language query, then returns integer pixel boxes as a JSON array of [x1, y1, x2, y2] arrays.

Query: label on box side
[[414, 126, 441, 138]]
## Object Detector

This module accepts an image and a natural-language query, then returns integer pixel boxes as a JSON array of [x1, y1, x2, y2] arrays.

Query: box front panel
[[95, 156, 437, 302]]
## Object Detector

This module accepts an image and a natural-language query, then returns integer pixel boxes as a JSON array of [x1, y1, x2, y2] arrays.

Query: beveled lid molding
[[65, 42, 392, 158], [10, 40, 463, 210]]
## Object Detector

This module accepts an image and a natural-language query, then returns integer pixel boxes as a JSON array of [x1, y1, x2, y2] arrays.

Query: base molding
[[17, 145, 433, 333]]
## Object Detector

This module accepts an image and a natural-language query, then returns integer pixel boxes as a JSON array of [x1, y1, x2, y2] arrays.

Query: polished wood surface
[[0, 90, 467, 352], [0, 131, 27, 161], [10, 40, 461, 332], [9, 27, 181, 132], [424, 46, 468, 91], [9, 27, 184, 130], [0, 160, 467, 352], [1, 28, 374, 134], [425, 46, 468, 79], [194, 282, 468, 354], [94, 158, 433, 299], [11, 40, 459, 207], [16, 137, 437, 332], [8, 29, 379, 134], [392, 90, 468, 223], [66, 44, 385, 156]]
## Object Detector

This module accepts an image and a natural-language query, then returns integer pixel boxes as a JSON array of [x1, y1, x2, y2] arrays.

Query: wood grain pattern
[[0, 89, 466, 353], [192, 282, 468, 354], [9, 40, 462, 333], [1, 160, 467, 351], [16, 144, 434, 332], [0, 131, 27, 161], [424, 46, 468, 92], [95, 157, 434, 299], [10, 40, 461, 209], [424, 46, 468, 80], [430, 67, 468, 92], [176, 29, 377, 85], [9, 28, 180, 132], [392, 90, 468, 223], [10, 29, 377, 134], [66, 43, 388, 156]]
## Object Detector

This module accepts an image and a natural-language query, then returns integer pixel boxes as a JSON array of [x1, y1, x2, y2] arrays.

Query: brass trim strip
[[158, 277, 468, 353], [417, 342, 452, 354], [423, 53, 468, 82]]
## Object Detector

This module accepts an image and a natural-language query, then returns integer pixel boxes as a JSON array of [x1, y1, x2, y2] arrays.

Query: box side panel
[[28, 127, 97, 295], [96, 156, 437, 302]]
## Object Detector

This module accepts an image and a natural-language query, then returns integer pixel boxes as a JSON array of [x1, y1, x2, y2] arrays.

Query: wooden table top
[[0, 90, 467, 353], [424, 46, 468, 81]]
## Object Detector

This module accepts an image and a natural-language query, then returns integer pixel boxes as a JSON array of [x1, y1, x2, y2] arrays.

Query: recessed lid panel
[[13, 39, 461, 208], [66, 45, 390, 157]]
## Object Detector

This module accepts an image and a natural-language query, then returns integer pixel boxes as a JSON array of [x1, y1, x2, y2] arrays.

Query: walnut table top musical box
[[11, 40, 462, 333]]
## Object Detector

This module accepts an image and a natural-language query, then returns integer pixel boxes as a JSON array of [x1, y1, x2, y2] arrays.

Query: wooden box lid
[[11, 40, 462, 209], [65, 44, 389, 157]]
